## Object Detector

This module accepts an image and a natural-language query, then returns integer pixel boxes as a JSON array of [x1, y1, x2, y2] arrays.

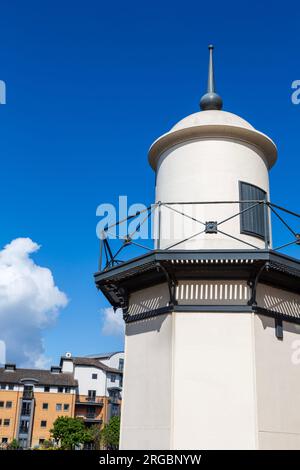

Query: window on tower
[[239, 181, 269, 241]]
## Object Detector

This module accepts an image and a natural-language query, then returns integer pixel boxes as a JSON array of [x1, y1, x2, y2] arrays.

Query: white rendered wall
[[254, 286, 300, 449], [122, 282, 300, 449], [121, 311, 258, 450], [120, 314, 173, 450], [101, 352, 124, 370], [106, 372, 122, 393], [61, 359, 74, 373], [74, 366, 106, 396], [172, 312, 257, 449], [33, 385, 75, 394], [257, 284, 300, 317], [128, 284, 170, 315], [155, 139, 270, 250]]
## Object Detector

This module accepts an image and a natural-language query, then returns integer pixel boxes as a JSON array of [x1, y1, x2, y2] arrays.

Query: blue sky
[[0, 1, 299, 366]]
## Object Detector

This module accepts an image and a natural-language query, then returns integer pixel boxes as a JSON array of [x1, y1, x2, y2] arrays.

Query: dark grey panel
[[239, 181, 268, 240]]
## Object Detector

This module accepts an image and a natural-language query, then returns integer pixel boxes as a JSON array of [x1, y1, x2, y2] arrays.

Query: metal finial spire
[[200, 44, 223, 111]]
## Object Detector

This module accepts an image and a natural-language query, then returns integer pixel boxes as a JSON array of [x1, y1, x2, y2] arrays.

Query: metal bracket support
[[247, 261, 270, 306], [155, 262, 177, 309]]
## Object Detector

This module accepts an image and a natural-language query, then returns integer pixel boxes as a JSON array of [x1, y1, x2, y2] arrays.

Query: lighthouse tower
[[95, 46, 300, 449]]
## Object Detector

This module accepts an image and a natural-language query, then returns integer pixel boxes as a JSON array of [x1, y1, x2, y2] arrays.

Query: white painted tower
[[95, 46, 300, 449]]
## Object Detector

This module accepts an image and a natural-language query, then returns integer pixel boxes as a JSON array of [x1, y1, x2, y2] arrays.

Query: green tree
[[50, 416, 90, 450], [40, 439, 55, 450], [100, 416, 120, 450], [7, 439, 20, 450], [86, 424, 102, 450]]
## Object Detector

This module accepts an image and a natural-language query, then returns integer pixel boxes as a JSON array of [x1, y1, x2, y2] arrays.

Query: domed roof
[[171, 110, 254, 132], [148, 45, 277, 171], [149, 108, 277, 171]]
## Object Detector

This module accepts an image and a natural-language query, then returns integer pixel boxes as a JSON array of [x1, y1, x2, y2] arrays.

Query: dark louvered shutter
[[239, 182, 268, 240]]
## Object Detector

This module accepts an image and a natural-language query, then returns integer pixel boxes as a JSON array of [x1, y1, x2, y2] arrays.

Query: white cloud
[[0, 238, 68, 368], [101, 307, 124, 336]]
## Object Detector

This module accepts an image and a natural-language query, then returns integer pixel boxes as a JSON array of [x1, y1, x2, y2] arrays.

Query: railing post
[[264, 201, 269, 250], [98, 233, 104, 272], [157, 202, 161, 250]]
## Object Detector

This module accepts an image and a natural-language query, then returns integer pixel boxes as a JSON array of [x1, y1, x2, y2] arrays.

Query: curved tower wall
[[154, 137, 271, 250]]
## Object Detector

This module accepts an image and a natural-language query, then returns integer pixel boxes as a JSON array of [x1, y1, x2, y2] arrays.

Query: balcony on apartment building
[[85, 412, 103, 422], [75, 396, 104, 406], [75, 410, 103, 424], [108, 387, 121, 405], [108, 396, 120, 405]]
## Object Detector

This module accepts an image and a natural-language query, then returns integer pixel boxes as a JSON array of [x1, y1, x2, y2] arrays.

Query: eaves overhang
[[94, 249, 300, 309], [148, 124, 278, 171]]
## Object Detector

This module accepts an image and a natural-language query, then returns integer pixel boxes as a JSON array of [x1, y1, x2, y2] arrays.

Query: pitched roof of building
[[71, 357, 122, 374], [0, 368, 77, 387], [84, 351, 123, 359]]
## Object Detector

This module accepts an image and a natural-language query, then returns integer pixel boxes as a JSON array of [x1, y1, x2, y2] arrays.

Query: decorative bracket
[[248, 261, 270, 307], [248, 262, 284, 339], [155, 262, 177, 309]]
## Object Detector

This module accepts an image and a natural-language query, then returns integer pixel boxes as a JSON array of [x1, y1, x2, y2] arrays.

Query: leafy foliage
[[100, 416, 120, 449], [7, 439, 21, 450], [50, 416, 90, 450], [86, 424, 102, 450], [39, 439, 57, 450]]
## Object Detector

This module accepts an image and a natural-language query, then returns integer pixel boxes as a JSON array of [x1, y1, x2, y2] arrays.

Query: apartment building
[[61, 352, 123, 427], [0, 352, 123, 449], [0, 363, 77, 448]]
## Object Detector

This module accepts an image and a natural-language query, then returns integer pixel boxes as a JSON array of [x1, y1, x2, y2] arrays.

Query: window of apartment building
[[63, 404, 69, 411], [110, 374, 116, 383], [23, 385, 33, 399], [56, 403, 62, 411], [21, 402, 31, 416], [6, 401, 12, 408], [44, 386, 50, 392], [88, 390, 96, 400], [0, 401, 4, 408], [39, 439, 45, 445], [0, 384, 6, 390], [92, 373, 97, 380], [57, 387, 63, 393], [8, 384, 14, 391], [65, 387, 71, 393], [3, 419, 10, 426], [118, 359, 124, 371], [42, 403, 48, 410], [19, 419, 29, 434], [1, 438, 8, 443], [40, 420, 47, 427], [119, 376, 123, 387], [0, 419, 2, 425], [19, 438, 27, 448]]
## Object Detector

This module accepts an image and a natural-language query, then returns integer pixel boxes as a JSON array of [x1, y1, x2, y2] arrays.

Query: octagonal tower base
[[95, 250, 300, 450]]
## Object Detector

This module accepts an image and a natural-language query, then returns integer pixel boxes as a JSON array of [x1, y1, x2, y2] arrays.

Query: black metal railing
[[85, 397, 103, 404], [109, 396, 120, 404], [75, 397, 104, 406], [19, 426, 29, 434], [98, 200, 300, 272]]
